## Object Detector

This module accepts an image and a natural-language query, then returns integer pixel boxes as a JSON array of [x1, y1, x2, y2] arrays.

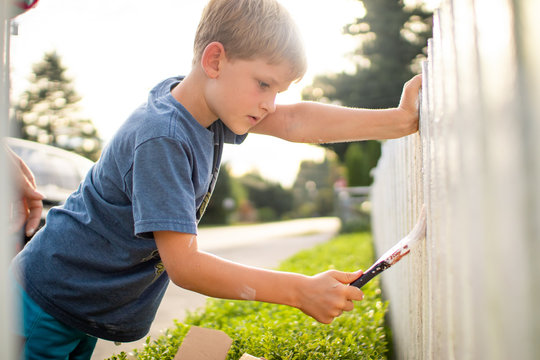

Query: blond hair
[[194, 0, 307, 81]]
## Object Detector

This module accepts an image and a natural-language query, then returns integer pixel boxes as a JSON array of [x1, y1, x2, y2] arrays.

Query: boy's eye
[[258, 81, 270, 89]]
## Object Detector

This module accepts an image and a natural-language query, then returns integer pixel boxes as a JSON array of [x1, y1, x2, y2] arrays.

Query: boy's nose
[[261, 94, 277, 114]]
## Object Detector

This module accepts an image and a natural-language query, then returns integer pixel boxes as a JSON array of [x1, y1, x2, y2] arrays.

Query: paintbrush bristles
[[406, 205, 427, 246]]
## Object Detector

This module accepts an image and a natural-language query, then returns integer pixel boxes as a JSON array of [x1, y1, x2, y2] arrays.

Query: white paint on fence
[[370, 0, 539, 358]]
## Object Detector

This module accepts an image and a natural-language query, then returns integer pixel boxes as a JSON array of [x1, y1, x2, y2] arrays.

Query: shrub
[[108, 233, 389, 360]]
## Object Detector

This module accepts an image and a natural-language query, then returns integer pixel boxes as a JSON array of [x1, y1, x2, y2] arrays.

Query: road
[[91, 217, 341, 359]]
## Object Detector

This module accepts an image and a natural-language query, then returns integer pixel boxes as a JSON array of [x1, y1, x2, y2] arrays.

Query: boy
[[11, 0, 422, 358]]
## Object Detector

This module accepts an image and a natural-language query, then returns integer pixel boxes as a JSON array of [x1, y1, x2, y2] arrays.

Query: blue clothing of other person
[[11, 77, 246, 342]]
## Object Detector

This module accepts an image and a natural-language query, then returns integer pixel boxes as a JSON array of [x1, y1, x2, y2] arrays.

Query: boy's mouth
[[248, 115, 260, 124]]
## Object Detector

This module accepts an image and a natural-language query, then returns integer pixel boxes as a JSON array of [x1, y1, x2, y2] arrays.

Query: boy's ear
[[201, 42, 226, 79]]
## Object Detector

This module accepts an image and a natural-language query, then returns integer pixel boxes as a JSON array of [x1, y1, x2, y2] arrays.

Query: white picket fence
[[370, 0, 540, 359]]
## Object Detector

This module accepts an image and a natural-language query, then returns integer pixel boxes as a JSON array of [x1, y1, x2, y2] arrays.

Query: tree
[[291, 153, 343, 217], [302, 0, 432, 185], [345, 141, 381, 186], [13, 51, 102, 161], [199, 163, 235, 225], [238, 172, 293, 222]]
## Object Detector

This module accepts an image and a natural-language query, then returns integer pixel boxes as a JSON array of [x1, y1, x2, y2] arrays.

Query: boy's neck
[[170, 71, 218, 128]]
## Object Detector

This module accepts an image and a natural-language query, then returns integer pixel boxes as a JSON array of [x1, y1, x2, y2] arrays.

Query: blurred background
[[7, 0, 436, 230]]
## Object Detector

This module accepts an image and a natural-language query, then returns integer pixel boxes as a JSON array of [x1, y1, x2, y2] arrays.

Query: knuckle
[[349, 288, 364, 301], [326, 269, 338, 276]]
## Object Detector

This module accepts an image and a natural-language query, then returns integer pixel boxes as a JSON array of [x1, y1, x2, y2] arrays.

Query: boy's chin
[[219, 117, 253, 135], [224, 122, 250, 136], [232, 129, 249, 136]]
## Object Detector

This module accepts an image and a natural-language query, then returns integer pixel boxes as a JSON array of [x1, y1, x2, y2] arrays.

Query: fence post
[[1, 0, 16, 358]]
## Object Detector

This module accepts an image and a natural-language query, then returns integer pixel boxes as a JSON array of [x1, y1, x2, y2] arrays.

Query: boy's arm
[[154, 230, 364, 324], [251, 74, 422, 143]]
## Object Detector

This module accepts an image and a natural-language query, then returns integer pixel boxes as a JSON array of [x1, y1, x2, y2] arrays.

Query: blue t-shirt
[[11, 77, 247, 342]]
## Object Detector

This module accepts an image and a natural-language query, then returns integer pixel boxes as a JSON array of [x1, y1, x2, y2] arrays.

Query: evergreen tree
[[14, 51, 102, 161], [303, 0, 432, 185]]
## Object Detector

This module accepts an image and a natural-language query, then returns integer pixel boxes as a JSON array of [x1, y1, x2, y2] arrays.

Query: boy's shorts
[[10, 271, 98, 360]]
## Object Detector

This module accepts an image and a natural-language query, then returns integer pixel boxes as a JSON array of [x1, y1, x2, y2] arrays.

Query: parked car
[[7, 137, 95, 244]]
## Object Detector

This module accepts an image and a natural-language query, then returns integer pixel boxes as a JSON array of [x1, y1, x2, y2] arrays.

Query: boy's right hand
[[296, 270, 364, 324]]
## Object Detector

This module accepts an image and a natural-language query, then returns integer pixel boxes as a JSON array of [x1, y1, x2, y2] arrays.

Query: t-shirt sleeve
[[131, 137, 197, 238]]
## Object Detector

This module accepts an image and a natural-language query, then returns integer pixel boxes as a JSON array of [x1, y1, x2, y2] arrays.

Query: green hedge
[[108, 232, 389, 360]]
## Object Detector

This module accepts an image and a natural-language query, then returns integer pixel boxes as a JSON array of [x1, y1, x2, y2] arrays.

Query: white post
[[1, 0, 16, 358]]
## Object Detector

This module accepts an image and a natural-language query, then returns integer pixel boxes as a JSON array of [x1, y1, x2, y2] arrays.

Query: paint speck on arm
[[239, 285, 256, 301]]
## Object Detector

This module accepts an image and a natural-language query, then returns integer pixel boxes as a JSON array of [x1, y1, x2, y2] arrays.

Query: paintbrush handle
[[350, 260, 391, 289], [350, 206, 427, 289]]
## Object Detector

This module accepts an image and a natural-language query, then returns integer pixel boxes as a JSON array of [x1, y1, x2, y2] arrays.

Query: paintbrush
[[350, 206, 427, 289]]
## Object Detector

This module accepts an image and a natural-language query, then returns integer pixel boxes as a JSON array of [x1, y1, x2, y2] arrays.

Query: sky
[[9, 0, 435, 187]]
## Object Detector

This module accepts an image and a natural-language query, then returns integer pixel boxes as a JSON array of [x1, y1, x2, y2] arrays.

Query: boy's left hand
[[397, 74, 422, 134]]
